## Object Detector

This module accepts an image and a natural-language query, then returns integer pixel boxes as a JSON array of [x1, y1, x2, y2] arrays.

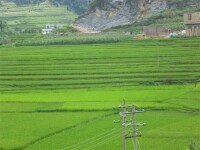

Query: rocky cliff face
[[74, 0, 195, 32]]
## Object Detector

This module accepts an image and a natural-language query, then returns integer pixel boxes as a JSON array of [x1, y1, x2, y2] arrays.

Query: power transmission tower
[[113, 100, 146, 150]]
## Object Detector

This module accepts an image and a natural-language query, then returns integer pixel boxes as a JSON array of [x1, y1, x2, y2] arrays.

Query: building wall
[[184, 12, 200, 36], [186, 24, 200, 36], [144, 27, 170, 37], [184, 12, 200, 25], [42, 29, 53, 34]]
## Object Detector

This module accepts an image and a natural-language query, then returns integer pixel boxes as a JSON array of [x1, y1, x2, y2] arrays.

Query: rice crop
[[0, 37, 199, 150]]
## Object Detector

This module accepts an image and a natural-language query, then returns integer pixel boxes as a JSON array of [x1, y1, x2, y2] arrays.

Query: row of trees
[[0, 20, 10, 45], [0, 20, 7, 32]]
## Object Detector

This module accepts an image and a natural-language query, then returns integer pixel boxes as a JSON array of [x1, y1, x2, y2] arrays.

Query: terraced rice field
[[0, 1, 76, 30], [1, 38, 200, 92], [0, 38, 200, 150]]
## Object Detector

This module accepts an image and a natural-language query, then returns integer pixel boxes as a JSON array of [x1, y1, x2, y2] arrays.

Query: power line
[[113, 99, 146, 150], [61, 127, 120, 150], [71, 129, 120, 150], [83, 132, 121, 150]]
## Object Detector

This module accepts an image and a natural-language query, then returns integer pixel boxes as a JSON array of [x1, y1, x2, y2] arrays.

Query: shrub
[[0, 34, 11, 45]]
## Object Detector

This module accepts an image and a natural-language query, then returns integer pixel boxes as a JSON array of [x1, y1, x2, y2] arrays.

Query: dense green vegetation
[[15, 34, 131, 46], [0, 20, 8, 32], [2, 0, 92, 14], [0, 33, 11, 45], [0, 38, 199, 149], [48, 0, 92, 14], [0, 0, 77, 32], [7, 0, 45, 5]]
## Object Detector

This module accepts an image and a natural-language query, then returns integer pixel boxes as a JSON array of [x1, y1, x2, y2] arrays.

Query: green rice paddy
[[0, 37, 200, 150]]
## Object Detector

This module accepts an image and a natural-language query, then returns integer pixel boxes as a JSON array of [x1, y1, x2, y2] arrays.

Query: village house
[[184, 12, 200, 36], [42, 28, 53, 34], [42, 24, 59, 34], [144, 27, 171, 37]]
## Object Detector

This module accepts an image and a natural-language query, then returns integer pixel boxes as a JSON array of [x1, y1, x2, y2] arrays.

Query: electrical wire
[[83, 132, 121, 150], [61, 127, 118, 150], [61, 127, 120, 150], [70, 128, 120, 150]]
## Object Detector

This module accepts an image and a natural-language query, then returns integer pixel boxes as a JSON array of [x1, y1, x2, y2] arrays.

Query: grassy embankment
[[0, 38, 200, 150]]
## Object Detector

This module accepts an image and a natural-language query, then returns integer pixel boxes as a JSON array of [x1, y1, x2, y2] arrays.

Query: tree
[[0, 20, 7, 32]]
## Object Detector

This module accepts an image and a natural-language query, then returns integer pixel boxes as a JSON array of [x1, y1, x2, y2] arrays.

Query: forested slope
[[2, 0, 93, 14]]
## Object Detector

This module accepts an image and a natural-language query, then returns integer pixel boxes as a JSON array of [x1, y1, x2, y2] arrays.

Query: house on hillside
[[42, 24, 60, 34], [42, 28, 53, 34], [144, 27, 171, 37], [184, 12, 200, 36]]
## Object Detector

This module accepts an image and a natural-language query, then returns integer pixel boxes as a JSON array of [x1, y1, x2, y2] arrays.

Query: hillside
[[1, 0, 92, 14], [75, 0, 200, 32], [2, 0, 199, 34], [0, 0, 77, 32]]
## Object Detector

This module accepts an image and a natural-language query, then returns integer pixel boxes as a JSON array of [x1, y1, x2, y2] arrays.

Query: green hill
[[0, 0, 77, 32], [1, 0, 92, 14]]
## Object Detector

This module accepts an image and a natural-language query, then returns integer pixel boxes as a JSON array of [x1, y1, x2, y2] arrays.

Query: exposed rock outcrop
[[74, 0, 168, 31], [74, 0, 198, 32]]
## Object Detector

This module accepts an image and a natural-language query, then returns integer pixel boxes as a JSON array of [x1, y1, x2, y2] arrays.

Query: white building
[[42, 24, 59, 34], [42, 28, 54, 34]]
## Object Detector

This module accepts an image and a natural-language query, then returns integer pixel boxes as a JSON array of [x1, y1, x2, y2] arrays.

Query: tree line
[[0, 20, 7, 32]]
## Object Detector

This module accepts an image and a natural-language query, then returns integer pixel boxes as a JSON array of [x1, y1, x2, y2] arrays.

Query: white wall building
[[42, 28, 54, 34], [42, 24, 58, 34]]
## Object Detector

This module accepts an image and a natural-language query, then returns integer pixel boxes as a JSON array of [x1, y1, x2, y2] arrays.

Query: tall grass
[[15, 34, 131, 46]]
